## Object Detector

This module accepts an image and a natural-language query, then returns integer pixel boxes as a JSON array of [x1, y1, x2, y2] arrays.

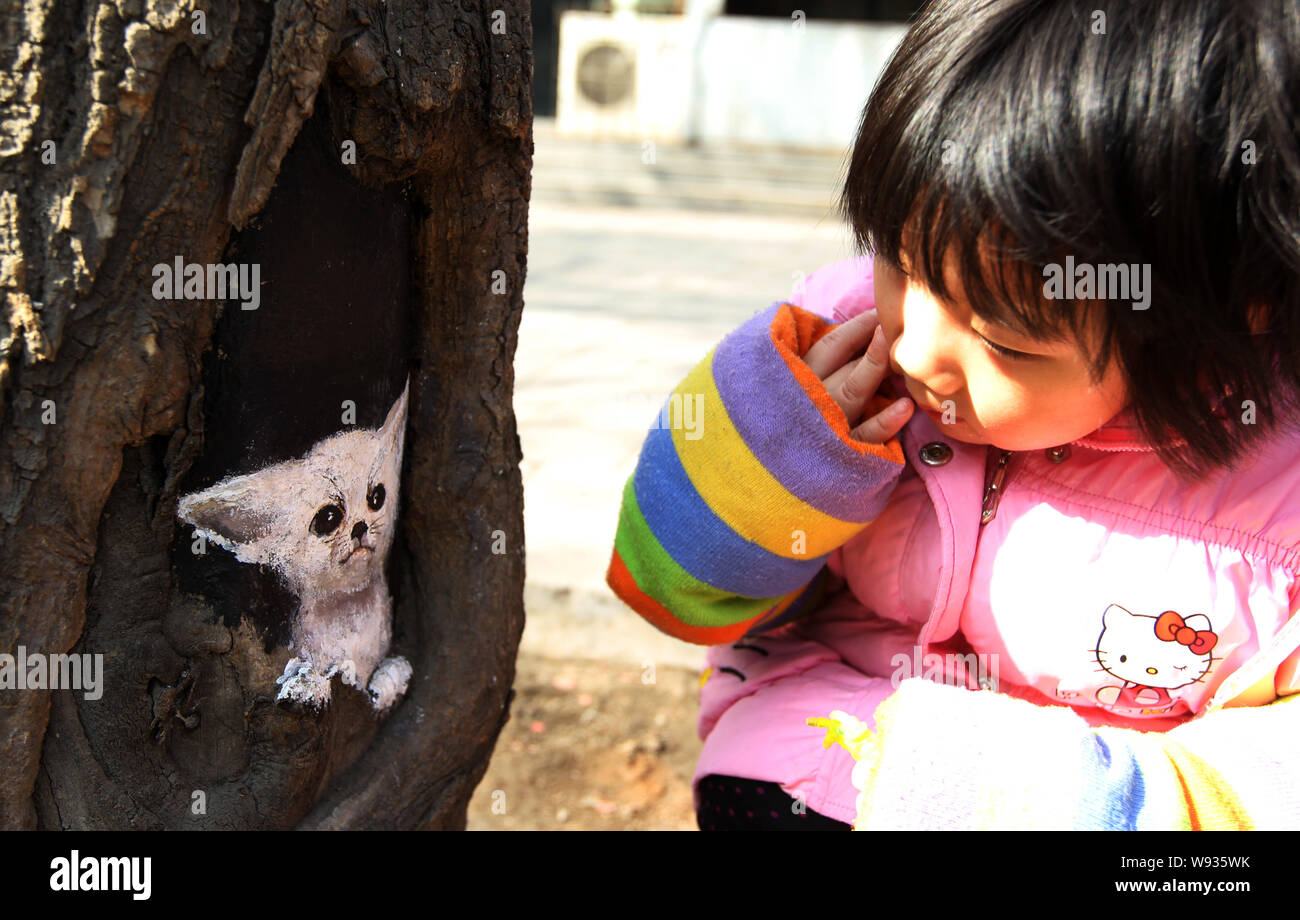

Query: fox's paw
[[367, 656, 413, 712], [276, 658, 332, 709]]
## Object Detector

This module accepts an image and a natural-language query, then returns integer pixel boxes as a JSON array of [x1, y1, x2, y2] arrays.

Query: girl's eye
[[977, 333, 1034, 362]]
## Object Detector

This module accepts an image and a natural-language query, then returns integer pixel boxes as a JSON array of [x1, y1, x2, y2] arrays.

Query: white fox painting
[[177, 381, 412, 711]]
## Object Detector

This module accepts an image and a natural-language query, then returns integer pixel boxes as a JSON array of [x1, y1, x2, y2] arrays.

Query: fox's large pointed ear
[[177, 474, 278, 564], [379, 376, 409, 459]]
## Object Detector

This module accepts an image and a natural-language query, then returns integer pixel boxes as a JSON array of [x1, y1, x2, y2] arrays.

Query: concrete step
[[533, 117, 850, 218]]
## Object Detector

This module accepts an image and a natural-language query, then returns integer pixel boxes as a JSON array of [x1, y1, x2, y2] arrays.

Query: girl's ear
[[177, 474, 279, 564]]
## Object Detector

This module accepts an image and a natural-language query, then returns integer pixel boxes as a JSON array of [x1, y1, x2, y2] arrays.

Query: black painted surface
[[173, 100, 413, 650]]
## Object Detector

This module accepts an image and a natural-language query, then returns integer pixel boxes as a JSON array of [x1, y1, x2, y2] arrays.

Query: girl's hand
[[802, 309, 913, 444]]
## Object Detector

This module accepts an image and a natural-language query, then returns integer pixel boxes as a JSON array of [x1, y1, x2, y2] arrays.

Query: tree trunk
[[0, 0, 531, 829]]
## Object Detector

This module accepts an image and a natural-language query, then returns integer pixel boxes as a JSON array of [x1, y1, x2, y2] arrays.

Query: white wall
[[556, 10, 908, 153], [690, 15, 908, 151]]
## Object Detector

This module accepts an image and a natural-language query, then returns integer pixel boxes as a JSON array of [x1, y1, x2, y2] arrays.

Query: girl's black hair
[[841, 0, 1300, 479]]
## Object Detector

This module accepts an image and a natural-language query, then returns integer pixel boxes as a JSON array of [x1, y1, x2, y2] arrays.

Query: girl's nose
[[891, 332, 962, 396], [889, 283, 969, 397]]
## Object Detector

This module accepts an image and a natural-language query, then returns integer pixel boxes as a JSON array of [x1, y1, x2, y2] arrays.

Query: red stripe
[[605, 548, 780, 646]]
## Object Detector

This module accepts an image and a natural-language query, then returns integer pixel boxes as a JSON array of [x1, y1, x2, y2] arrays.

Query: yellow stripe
[[671, 347, 867, 560]]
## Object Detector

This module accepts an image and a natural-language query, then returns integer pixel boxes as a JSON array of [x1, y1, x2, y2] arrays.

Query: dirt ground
[[466, 652, 704, 830]]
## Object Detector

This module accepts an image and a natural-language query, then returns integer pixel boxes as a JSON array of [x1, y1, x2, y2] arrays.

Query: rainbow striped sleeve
[[814, 678, 1300, 829], [605, 300, 907, 645]]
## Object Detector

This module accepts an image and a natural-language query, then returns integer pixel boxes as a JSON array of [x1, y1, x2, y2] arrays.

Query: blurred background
[[467, 0, 921, 829]]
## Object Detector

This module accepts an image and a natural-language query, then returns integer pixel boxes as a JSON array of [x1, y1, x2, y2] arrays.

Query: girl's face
[[873, 255, 1130, 450]]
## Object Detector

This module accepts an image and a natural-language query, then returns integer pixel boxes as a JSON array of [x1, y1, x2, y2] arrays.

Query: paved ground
[[515, 198, 854, 670], [468, 119, 855, 829]]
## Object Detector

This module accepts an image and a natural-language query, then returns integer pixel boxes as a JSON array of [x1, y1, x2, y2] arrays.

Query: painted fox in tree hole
[[177, 380, 412, 711]]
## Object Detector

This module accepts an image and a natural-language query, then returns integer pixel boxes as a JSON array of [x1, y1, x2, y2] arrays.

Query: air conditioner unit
[[556, 11, 693, 142]]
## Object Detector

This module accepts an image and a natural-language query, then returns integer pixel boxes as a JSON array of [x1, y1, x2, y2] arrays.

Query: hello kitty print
[[1092, 603, 1220, 717]]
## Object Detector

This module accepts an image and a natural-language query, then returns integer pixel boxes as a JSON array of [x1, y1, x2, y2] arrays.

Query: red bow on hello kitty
[[1154, 611, 1218, 654]]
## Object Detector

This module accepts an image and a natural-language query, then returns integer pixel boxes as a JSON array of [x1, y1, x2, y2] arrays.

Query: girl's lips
[[899, 376, 965, 425], [902, 386, 954, 421]]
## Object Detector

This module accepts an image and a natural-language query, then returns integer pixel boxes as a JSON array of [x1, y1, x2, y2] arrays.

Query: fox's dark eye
[[368, 483, 385, 511], [1119, 655, 1127, 663], [311, 504, 344, 536]]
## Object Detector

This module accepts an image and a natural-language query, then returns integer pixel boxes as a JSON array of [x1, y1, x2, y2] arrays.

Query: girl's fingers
[[850, 396, 914, 445], [804, 308, 912, 442], [803, 309, 880, 379], [830, 324, 895, 425]]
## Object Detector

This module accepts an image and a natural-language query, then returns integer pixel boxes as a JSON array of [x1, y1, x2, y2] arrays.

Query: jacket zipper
[[915, 447, 1012, 666], [980, 448, 1013, 525]]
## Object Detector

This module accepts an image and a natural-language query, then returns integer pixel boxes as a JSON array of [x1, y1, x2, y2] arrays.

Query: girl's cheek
[[873, 304, 904, 372], [872, 262, 906, 317], [968, 376, 1032, 431], [883, 332, 904, 376]]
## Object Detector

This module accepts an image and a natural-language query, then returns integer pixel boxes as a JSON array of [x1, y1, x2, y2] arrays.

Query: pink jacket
[[674, 256, 1300, 828]]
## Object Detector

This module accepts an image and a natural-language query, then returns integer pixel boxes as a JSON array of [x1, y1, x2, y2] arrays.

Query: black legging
[[696, 773, 851, 830]]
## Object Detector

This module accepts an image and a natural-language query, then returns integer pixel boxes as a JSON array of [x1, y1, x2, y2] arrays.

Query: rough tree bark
[[0, 0, 531, 829]]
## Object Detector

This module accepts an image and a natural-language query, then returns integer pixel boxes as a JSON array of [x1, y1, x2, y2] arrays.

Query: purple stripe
[[713, 301, 903, 523]]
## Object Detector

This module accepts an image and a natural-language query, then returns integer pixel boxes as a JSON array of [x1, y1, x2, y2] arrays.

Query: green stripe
[[614, 474, 786, 629]]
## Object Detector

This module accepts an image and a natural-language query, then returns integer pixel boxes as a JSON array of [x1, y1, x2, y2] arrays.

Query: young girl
[[606, 0, 1300, 829]]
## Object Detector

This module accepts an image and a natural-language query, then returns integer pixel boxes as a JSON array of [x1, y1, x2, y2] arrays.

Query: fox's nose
[[351, 521, 368, 541]]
